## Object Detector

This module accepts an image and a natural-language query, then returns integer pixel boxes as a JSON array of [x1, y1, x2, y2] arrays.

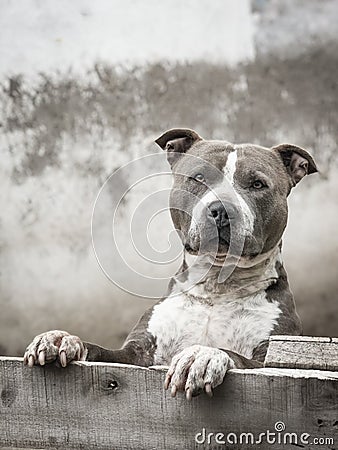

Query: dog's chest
[[147, 292, 281, 365]]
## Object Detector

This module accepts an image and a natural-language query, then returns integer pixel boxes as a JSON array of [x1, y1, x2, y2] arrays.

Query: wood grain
[[265, 335, 338, 371], [0, 355, 337, 450]]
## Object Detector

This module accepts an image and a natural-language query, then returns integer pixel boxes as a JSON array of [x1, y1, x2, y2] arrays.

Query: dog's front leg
[[165, 345, 263, 400], [84, 337, 155, 367], [24, 330, 154, 368]]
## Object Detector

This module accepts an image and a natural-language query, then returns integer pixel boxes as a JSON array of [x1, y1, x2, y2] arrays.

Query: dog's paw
[[164, 345, 234, 400], [23, 330, 87, 368]]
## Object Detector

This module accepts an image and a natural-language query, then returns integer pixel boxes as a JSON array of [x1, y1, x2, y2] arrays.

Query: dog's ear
[[155, 128, 202, 167], [273, 143, 318, 185]]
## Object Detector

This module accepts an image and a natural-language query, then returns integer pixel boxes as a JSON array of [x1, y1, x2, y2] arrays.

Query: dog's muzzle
[[206, 200, 236, 248]]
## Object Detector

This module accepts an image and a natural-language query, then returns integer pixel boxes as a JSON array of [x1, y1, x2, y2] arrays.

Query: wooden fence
[[0, 336, 337, 449]]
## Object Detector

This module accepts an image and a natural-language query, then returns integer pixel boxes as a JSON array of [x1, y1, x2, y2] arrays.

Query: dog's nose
[[207, 201, 231, 228]]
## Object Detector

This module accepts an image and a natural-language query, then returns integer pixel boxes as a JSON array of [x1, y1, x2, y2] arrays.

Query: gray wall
[[0, 0, 337, 355]]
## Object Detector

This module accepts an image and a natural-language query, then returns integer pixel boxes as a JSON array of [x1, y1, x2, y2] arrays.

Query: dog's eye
[[193, 173, 205, 183], [251, 180, 265, 189]]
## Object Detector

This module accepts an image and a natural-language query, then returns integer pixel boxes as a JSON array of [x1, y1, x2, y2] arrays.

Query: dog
[[24, 128, 318, 400]]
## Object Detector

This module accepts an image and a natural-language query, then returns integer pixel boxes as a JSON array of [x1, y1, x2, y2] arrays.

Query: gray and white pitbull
[[24, 128, 318, 400]]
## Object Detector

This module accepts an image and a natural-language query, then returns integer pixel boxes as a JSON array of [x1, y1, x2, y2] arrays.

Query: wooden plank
[[265, 335, 338, 371], [0, 357, 338, 450], [268, 336, 338, 343]]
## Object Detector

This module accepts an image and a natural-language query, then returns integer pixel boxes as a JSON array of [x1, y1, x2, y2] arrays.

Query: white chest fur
[[147, 292, 281, 365]]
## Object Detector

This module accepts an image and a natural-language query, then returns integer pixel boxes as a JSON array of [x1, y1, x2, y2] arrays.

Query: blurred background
[[0, 0, 337, 356]]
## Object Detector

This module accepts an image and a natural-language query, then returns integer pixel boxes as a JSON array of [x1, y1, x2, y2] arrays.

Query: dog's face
[[156, 129, 317, 259]]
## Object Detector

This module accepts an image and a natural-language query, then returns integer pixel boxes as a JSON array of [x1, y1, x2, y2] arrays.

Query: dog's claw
[[59, 351, 67, 368], [28, 355, 35, 367], [186, 388, 192, 401], [38, 351, 45, 366], [164, 375, 171, 390], [205, 383, 213, 397]]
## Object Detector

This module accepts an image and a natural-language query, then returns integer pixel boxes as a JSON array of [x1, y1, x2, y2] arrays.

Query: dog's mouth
[[210, 236, 230, 256], [185, 236, 231, 259]]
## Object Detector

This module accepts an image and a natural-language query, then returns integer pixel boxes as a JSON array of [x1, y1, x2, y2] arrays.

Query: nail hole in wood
[[108, 380, 118, 390]]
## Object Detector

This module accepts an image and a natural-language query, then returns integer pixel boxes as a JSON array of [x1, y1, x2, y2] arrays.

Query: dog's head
[[156, 128, 318, 259]]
